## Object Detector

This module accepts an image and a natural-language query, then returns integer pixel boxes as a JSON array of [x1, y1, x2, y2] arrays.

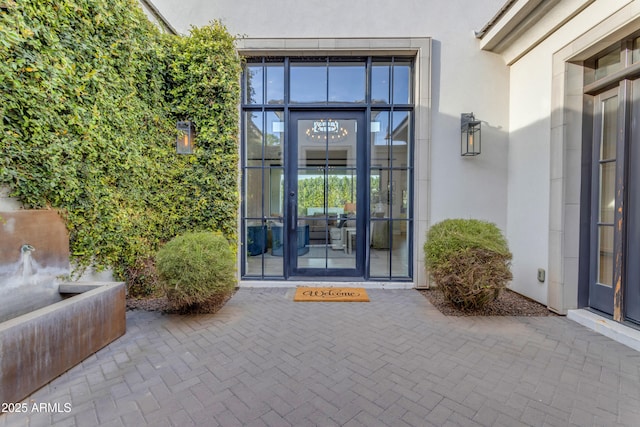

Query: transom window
[[244, 57, 412, 106], [584, 33, 640, 89]]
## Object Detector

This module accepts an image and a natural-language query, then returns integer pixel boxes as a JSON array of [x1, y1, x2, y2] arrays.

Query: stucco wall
[[505, 0, 637, 306], [507, 48, 552, 304]]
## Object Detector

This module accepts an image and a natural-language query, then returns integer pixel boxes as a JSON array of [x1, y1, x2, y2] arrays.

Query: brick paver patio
[[2, 288, 640, 426]]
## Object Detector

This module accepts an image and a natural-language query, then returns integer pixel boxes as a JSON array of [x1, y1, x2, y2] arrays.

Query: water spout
[[21, 244, 35, 253], [20, 244, 35, 283]]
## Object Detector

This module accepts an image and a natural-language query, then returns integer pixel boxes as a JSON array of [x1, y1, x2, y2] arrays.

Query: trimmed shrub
[[424, 219, 512, 310], [156, 231, 236, 312]]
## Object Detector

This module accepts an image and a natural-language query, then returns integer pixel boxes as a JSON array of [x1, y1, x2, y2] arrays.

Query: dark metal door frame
[[286, 110, 367, 278]]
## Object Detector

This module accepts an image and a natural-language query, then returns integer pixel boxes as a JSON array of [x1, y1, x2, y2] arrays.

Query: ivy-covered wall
[[0, 0, 241, 284]]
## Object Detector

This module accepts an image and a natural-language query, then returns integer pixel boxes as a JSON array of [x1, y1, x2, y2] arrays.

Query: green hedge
[[0, 0, 241, 283]]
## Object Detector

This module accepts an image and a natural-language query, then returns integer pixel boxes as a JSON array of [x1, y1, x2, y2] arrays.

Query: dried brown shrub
[[425, 219, 512, 310], [434, 247, 512, 310]]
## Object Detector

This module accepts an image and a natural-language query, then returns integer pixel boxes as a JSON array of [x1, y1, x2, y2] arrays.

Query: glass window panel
[[297, 168, 326, 217], [393, 62, 411, 104], [370, 219, 391, 277], [370, 170, 384, 217], [264, 222, 284, 276], [633, 37, 640, 64], [266, 65, 284, 104], [265, 111, 284, 165], [302, 219, 329, 247], [329, 119, 357, 167], [601, 96, 618, 160], [391, 111, 410, 167], [599, 162, 616, 223], [298, 119, 327, 167], [269, 222, 285, 256], [328, 62, 365, 103], [598, 225, 614, 287], [371, 63, 391, 104], [370, 169, 391, 215], [245, 111, 263, 166], [290, 63, 327, 103], [371, 219, 390, 249], [331, 226, 355, 268], [298, 118, 357, 168], [245, 221, 267, 275], [371, 111, 391, 169], [245, 168, 264, 218], [595, 49, 621, 81], [391, 220, 410, 277], [245, 65, 263, 104], [267, 168, 284, 219], [395, 171, 410, 219], [328, 168, 357, 215]]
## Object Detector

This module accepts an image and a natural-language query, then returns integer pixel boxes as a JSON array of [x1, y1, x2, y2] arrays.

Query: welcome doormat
[[294, 287, 369, 302]]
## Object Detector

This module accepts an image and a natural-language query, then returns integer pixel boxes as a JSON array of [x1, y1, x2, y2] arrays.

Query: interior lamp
[[461, 113, 481, 156], [344, 203, 356, 214], [176, 121, 194, 154]]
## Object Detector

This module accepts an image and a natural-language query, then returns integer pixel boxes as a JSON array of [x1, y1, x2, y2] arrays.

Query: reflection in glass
[[371, 220, 390, 250], [392, 220, 410, 277], [599, 162, 615, 223], [369, 219, 391, 278], [297, 119, 357, 167], [598, 225, 614, 287], [265, 111, 284, 165], [245, 111, 263, 166], [245, 222, 266, 275], [392, 111, 410, 167], [634, 37, 640, 64], [371, 111, 391, 168], [398, 172, 410, 219], [370, 219, 410, 278], [371, 63, 390, 104], [595, 49, 621, 81], [370, 170, 392, 212], [266, 65, 284, 104], [601, 96, 617, 160], [267, 168, 284, 218], [245, 168, 263, 218], [393, 63, 411, 104], [245, 65, 263, 104], [328, 62, 365, 103], [370, 170, 385, 217], [290, 63, 327, 103]]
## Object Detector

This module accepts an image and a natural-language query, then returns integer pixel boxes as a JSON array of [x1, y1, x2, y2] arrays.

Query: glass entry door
[[588, 81, 640, 324], [589, 88, 618, 316], [288, 111, 365, 276]]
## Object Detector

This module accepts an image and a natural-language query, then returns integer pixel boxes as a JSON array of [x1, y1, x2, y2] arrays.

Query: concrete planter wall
[[0, 282, 126, 404]]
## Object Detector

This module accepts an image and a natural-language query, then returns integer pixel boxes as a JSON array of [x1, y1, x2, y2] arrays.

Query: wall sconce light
[[461, 113, 481, 156], [176, 121, 194, 154]]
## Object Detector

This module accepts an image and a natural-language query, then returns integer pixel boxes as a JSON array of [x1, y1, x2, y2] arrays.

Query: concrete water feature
[[0, 210, 126, 404]]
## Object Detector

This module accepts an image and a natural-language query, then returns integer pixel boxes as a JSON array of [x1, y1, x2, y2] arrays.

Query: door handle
[[289, 191, 296, 231]]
